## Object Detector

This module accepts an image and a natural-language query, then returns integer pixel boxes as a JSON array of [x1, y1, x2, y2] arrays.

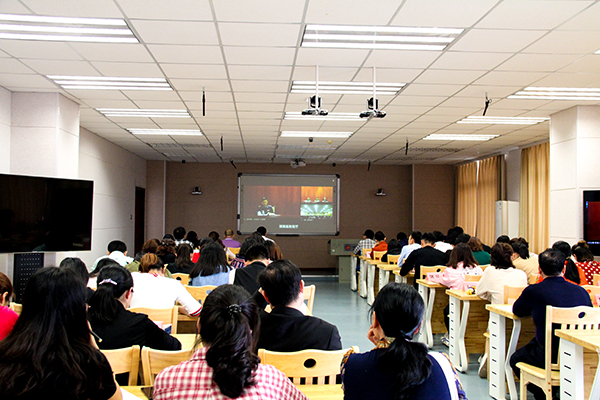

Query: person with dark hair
[[90, 239, 133, 272], [370, 231, 388, 259], [208, 231, 220, 242], [0, 272, 18, 341], [264, 240, 283, 261], [400, 232, 446, 288], [551, 240, 587, 285], [396, 231, 422, 268], [257, 260, 341, 352], [433, 230, 453, 253], [89, 258, 122, 289], [126, 238, 160, 273], [0, 267, 121, 399], [342, 282, 465, 400], [496, 235, 510, 244], [59, 257, 93, 301], [157, 239, 177, 265], [574, 245, 600, 284], [256, 226, 274, 242], [189, 242, 231, 287], [510, 239, 538, 281], [153, 285, 306, 400], [233, 244, 270, 308], [166, 243, 195, 275], [353, 229, 376, 255], [173, 226, 191, 247], [477, 243, 527, 305], [510, 249, 592, 400], [88, 266, 181, 351], [223, 229, 241, 249], [130, 254, 201, 317], [468, 237, 491, 265], [257, 197, 276, 216], [230, 237, 258, 269], [381, 239, 403, 263], [185, 231, 199, 249], [396, 232, 408, 248]]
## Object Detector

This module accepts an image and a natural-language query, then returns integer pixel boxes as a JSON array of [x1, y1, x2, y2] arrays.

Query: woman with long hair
[[264, 240, 283, 261], [509, 238, 538, 281], [0, 267, 121, 399], [552, 241, 587, 285], [0, 272, 18, 341], [467, 237, 491, 265], [167, 243, 195, 275], [573, 244, 600, 284], [341, 283, 464, 400], [477, 242, 527, 304], [88, 266, 181, 351], [189, 242, 231, 286], [153, 284, 306, 399]]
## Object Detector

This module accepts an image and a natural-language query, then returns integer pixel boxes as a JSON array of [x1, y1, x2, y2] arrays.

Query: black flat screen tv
[[0, 173, 93, 253]]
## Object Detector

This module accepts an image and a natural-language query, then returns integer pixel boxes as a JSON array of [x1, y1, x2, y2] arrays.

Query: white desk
[[358, 255, 369, 299], [377, 262, 399, 291], [349, 254, 358, 292], [365, 259, 378, 305], [556, 329, 600, 400], [416, 279, 447, 349]]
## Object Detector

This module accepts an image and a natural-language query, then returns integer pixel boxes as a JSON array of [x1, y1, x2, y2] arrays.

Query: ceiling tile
[[69, 43, 155, 63], [523, 30, 600, 54], [450, 29, 547, 53], [224, 46, 295, 65], [228, 65, 293, 81], [213, 0, 305, 23], [131, 20, 219, 45], [495, 53, 582, 72], [305, 0, 402, 25], [393, 0, 498, 27], [0, 73, 56, 89], [414, 69, 486, 85], [21, 0, 122, 17], [218, 23, 301, 47], [117, 0, 212, 20], [430, 51, 512, 71], [148, 45, 223, 64], [160, 63, 228, 79], [0, 40, 84, 60], [364, 50, 440, 69], [90, 61, 163, 77], [472, 71, 549, 87]]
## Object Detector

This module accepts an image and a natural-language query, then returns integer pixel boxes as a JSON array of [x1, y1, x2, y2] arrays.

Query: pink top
[[428, 262, 484, 290], [0, 305, 18, 341]]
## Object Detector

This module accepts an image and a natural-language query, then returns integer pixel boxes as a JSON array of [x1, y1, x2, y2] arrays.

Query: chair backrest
[[258, 347, 358, 385], [141, 347, 194, 385], [184, 285, 217, 304], [387, 254, 400, 264], [372, 251, 386, 261], [101, 345, 140, 385], [303, 284, 316, 316], [479, 264, 490, 270], [594, 273, 600, 286], [545, 306, 600, 383], [529, 273, 540, 285], [464, 274, 482, 282], [581, 285, 600, 306], [172, 273, 190, 285], [420, 266, 446, 280], [9, 302, 22, 315], [229, 247, 240, 255], [130, 306, 178, 334], [503, 285, 526, 305], [361, 248, 372, 257]]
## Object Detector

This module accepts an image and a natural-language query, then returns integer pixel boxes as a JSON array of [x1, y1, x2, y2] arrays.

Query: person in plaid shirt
[[353, 229, 376, 255], [153, 284, 307, 400]]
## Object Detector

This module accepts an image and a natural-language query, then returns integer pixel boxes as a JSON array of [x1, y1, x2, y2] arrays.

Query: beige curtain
[[477, 156, 501, 246], [456, 162, 478, 236], [520, 143, 549, 254]]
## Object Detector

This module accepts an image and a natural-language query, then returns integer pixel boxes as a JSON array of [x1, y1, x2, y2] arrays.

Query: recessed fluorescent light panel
[[423, 134, 498, 141], [280, 131, 352, 138], [302, 25, 463, 50], [128, 129, 202, 136], [457, 116, 549, 125], [284, 112, 362, 121], [48, 76, 172, 91], [0, 14, 138, 43], [509, 87, 600, 101], [96, 109, 191, 118], [291, 81, 404, 95]]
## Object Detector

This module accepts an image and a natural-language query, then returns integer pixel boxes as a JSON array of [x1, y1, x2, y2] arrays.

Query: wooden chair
[[593, 273, 600, 286], [517, 305, 600, 400], [303, 284, 316, 316], [172, 273, 190, 285], [258, 347, 358, 385], [130, 306, 178, 334], [387, 254, 400, 264], [372, 251, 386, 261], [504, 285, 526, 305], [229, 247, 240, 255], [184, 285, 216, 304], [9, 302, 22, 315], [141, 347, 194, 385], [361, 248, 372, 257], [465, 274, 482, 282], [479, 264, 490, 271], [101, 345, 140, 385], [582, 285, 600, 306], [420, 265, 446, 280], [529, 273, 540, 285]]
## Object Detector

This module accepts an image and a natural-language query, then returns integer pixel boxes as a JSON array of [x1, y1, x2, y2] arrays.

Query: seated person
[[370, 231, 388, 259], [88, 266, 181, 351], [232, 244, 270, 308], [153, 285, 306, 400], [510, 249, 592, 400], [304, 197, 311, 203], [222, 229, 241, 249], [400, 232, 446, 287], [552, 240, 587, 285], [342, 282, 465, 400], [353, 229, 376, 255], [573, 244, 600, 285], [166, 243, 195, 275], [126, 238, 160, 273], [381, 239, 403, 263], [0, 272, 18, 341], [59, 257, 94, 302], [477, 243, 527, 304], [510, 239, 538, 281], [189, 242, 231, 287], [0, 267, 121, 400], [130, 254, 201, 317], [90, 239, 133, 272], [257, 197, 275, 215], [397, 231, 422, 268], [257, 260, 341, 351], [89, 258, 122, 289], [468, 237, 491, 265]]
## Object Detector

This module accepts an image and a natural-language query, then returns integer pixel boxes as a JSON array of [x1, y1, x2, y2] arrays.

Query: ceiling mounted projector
[[302, 94, 329, 116], [290, 159, 306, 168]]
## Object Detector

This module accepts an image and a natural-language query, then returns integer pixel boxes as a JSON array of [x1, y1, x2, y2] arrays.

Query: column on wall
[[549, 106, 600, 246]]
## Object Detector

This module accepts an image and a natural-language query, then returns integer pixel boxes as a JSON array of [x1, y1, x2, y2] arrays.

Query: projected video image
[[300, 186, 333, 218]]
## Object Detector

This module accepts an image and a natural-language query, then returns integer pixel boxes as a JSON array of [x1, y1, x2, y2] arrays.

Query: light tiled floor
[[305, 278, 491, 399]]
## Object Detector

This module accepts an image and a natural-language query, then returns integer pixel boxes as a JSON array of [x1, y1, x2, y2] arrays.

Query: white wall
[[77, 128, 146, 267]]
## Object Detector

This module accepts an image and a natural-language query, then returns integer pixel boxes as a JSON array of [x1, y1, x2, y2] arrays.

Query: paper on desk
[[121, 388, 141, 400]]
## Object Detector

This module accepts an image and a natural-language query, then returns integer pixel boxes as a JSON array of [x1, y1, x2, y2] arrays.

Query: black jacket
[[233, 260, 268, 308], [401, 246, 447, 287]]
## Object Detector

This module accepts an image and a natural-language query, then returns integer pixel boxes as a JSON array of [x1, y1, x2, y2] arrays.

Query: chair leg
[[519, 373, 527, 400]]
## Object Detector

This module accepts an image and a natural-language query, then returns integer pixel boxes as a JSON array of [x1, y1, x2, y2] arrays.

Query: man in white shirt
[[89, 240, 133, 272], [397, 231, 422, 267]]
